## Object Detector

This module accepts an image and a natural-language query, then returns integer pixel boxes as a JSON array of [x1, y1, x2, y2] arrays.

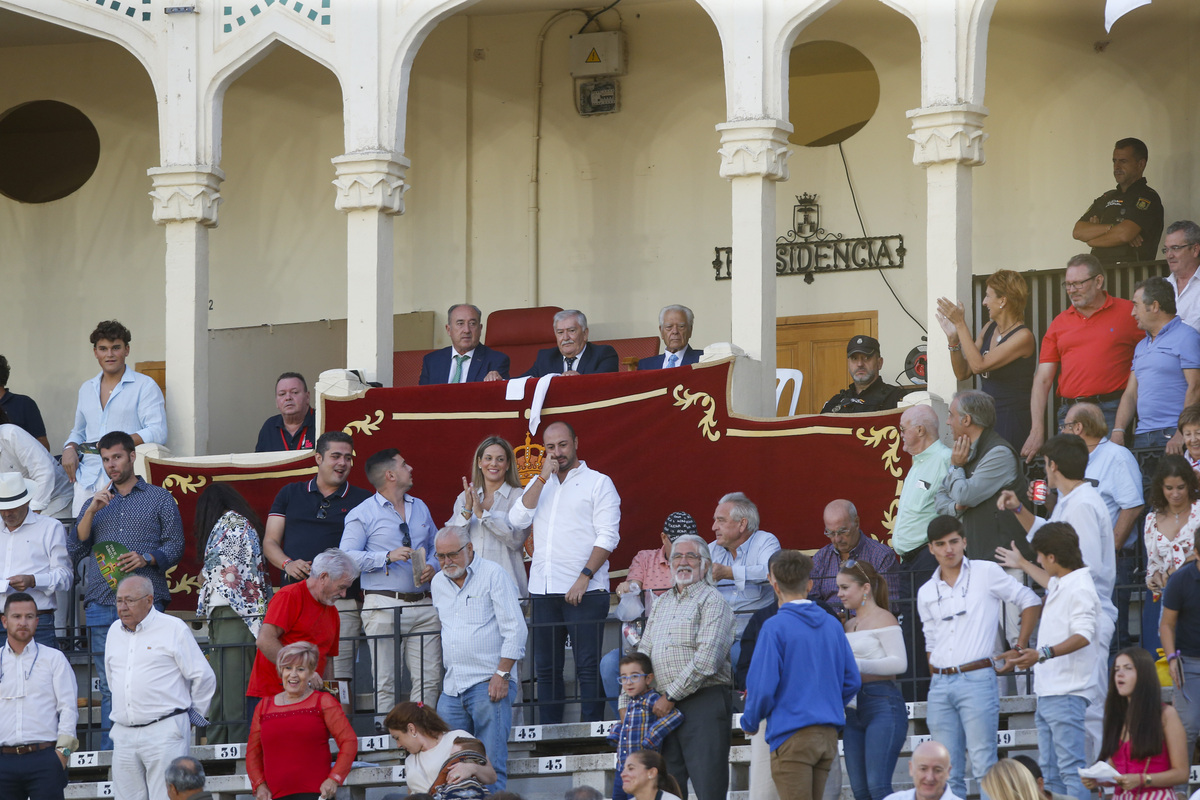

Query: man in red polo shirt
[[1022, 253, 1142, 461], [247, 548, 358, 706]]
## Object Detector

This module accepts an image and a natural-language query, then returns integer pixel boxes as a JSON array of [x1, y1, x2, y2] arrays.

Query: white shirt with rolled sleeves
[[105, 607, 215, 727], [432, 556, 527, 696], [509, 461, 620, 594], [66, 365, 167, 493], [708, 529, 781, 615], [1026, 482, 1118, 623], [0, 424, 72, 517], [918, 557, 1040, 669], [0, 641, 79, 748], [1034, 567, 1101, 698], [0, 511, 72, 611]]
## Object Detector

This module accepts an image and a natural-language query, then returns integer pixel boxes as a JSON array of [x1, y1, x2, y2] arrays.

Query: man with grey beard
[[635, 534, 735, 800]]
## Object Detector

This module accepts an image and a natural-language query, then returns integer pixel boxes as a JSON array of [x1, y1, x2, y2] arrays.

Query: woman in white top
[[1141, 455, 1200, 653], [837, 559, 909, 800], [620, 749, 683, 800], [385, 701, 496, 794], [446, 436, 531, 596]]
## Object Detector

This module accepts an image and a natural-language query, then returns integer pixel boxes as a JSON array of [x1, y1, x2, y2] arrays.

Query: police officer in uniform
[[1073, 137, 1164, 265], [821, 335, 908, 414]]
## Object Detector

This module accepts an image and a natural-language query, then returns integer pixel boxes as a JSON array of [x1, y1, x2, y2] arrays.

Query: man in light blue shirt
[[709, 492, 780, 666], [1112, 277, 1200, 456], [340, 448, 441, 710], [62, 320, 166, 514], [431, 526, 526, 791]]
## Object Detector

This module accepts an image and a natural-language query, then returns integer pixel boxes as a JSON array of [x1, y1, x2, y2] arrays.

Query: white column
[[907, 104, 987, 405], [717, 119, 792, 416], [332, 152, 409, 387], [147, 166, 223, 457]]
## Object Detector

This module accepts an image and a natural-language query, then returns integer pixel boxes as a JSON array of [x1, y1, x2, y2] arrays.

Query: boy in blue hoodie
[[741, 550, 860, 800]]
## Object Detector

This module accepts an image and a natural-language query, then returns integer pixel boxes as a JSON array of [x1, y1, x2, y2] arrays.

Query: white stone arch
[[875, 0, 997, 106]]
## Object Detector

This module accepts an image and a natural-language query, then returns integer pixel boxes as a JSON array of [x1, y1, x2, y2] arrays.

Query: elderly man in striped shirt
[[430, 526, 526, 791], [635, 533, 735, 800]]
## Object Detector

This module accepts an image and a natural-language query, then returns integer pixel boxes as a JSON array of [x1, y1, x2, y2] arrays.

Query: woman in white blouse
[[837, 559, 909, 800], [1141, 454, 1200, 653], [446, 436, 530, 596]]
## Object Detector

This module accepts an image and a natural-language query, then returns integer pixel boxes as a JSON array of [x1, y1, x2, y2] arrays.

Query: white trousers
[[111, 714, 189, 800], [361, 593, 442, 711]]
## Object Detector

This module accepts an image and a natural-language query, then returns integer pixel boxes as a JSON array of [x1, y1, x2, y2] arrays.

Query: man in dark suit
[[419, 303, 510, 385], [638, 304, 703, 370], [523, 310, 619, 377]]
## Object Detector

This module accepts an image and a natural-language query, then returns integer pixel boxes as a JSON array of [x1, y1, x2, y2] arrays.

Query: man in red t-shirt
[[247, 548, 358, 700], [1022, 253, 1142, 462]]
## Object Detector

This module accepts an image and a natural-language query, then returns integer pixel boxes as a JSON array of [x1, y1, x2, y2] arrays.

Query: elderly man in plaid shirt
[[635, 533, 735, 800]]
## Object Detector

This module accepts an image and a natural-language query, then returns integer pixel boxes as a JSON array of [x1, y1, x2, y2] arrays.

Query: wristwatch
[[580, 567, 594, 578], [56, 746, 72, 758], [142, 553, 155, 566], [495, 670, 512, 680]]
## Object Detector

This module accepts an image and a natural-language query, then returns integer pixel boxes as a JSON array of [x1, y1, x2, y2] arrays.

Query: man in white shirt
[[1164, 220, 1200, 332], [918, 516, 1040, 800], [106, 576, 215, 800], [996, 523, 1099, 800], [0, 473, 72, 650], [509, 420, 620, 723], [0, 419, 72, 520], [0, 592, 78, 800], [997, 433, 1117, 758], [882, 740, 962, 800], [62, 320, 167, 515]]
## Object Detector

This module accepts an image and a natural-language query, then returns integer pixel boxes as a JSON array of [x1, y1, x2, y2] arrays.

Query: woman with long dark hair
[[1142, 455, 1200, 652], [386, 701, 496, 794], [194, 482, 271, 743], [620, 750, 683, 800], [1081, 648, 1187, 800]]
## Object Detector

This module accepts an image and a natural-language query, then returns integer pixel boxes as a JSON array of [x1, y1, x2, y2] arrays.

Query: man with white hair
[[639, 305, 703, 369], [709, 491, 780, 666], [522, 310, 620, 377], [247, 548, 359, 709], [636, 533, 735, 800], [430, 527, 526, 791], [107, 575, 215, 800]]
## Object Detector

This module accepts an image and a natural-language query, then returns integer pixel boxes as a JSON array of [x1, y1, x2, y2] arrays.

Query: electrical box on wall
[[578, 79, 620, 115], [569, 31, 626, 77]]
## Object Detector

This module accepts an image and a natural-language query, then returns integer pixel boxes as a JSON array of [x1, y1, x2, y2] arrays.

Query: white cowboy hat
[[0, 472, 38, 511]]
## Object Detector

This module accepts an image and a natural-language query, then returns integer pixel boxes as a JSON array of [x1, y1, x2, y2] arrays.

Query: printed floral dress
[[197, 510, 271, 634]]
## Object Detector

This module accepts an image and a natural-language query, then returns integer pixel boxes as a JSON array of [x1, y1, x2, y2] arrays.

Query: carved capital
[[331, 152, 410, 215], [715, 119, 793, 181], [906, 104, 989, 167], [147, 166, 225, 227]]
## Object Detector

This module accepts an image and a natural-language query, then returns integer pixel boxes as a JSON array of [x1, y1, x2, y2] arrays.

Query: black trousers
[[0, 748, 67, 800], [662, 684, 732, 800]]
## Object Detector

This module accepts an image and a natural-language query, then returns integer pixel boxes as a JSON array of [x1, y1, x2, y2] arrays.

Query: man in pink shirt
[[601, 512, 697, 707]]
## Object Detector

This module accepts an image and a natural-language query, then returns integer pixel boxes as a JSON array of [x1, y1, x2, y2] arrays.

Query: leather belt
[[1, 741, 55, 755], [366, 589, 430, 602], [125, 708, 186, 728], [1062, 391, 1123, 404], [897, 548, 925, 565], [930, 658, 994, 675]]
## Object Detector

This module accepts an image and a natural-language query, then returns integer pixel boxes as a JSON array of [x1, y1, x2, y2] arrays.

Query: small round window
[[0, 100, 100, 203], [787, 41, 880, 148]]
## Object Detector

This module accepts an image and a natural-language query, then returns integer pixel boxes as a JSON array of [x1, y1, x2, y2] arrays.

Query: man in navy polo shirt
[[1112, 276, 1200, 460], [263, 431, 371, 686], [254, 372, 317, 452], [0, 355, 49, 450]]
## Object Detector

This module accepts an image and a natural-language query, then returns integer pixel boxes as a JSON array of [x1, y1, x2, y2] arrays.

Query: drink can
[[1030, 479, 1048, 503]]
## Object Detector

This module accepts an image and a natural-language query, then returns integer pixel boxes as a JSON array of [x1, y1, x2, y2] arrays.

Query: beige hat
[[0, 472, 37, 511]]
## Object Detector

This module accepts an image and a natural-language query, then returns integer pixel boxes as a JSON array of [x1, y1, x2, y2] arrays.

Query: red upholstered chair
[[597, 336, 661, 371], [484, 306, 563, 377], [393, 349, 436, 387]]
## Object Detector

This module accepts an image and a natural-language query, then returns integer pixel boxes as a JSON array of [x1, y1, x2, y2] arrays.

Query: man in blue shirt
[[70, 430, 183, 750], [430, 526, 526, 791], [0, 355, 49, 449], [708, 492, 780, 667], [63, 320, 167, 515], [1112, 277, 1200, 458], [340, 447, 441, 710]]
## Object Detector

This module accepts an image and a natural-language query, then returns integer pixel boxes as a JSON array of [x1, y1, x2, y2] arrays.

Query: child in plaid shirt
[[608, 653, 684, 800]]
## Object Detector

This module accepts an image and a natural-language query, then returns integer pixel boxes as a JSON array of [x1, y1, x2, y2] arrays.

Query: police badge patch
[[1137, 198, 1151, 210]]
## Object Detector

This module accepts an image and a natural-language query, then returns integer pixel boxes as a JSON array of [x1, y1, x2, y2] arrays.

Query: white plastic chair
[[775, 369, 804, 416]]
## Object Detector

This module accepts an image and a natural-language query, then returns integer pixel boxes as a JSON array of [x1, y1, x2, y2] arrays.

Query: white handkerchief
[[1078, 761, 1121, 782], [505, 377, 531, 401]]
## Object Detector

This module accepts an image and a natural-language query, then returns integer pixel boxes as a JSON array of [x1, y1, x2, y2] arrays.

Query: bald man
[[883, 741, 961, 800], [807, 499, 898, 613]]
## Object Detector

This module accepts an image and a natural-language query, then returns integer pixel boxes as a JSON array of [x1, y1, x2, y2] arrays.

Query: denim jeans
[[1172, 655, 1200, 763], [926, 668, 999, 799], [436, 678, 517, 791], [1035, 694, 1089, 800], [843, 681, 908, 800], [601, 647, 621, 714], [85, 602, 120, 750], [531, 591, 608, 723]]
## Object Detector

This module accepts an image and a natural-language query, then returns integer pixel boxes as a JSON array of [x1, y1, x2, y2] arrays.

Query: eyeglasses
[[316, 498, 331, 520], [435, 545, 467, 561], [934, 561, 971, 621], [1060, 419, 1080, 430], [824, 526, 852, 538], [841, 558, 867, 579], [669, 553, 702, 562], [399, 521, 411, 549], [617, 673, 648, 684], [115, 595, 150, 607], [1062, 275, 1101, 290], [1163, 244, 1196, 254]]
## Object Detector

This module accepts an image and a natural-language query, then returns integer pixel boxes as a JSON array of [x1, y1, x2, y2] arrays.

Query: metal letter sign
[[713, 194, 905, 284]]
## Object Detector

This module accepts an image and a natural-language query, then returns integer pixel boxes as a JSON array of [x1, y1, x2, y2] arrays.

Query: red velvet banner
[[148, 359, 908, 609]]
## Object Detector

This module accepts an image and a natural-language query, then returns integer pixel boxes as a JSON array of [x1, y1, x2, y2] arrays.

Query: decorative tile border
[[222, 0, 330, 34]]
